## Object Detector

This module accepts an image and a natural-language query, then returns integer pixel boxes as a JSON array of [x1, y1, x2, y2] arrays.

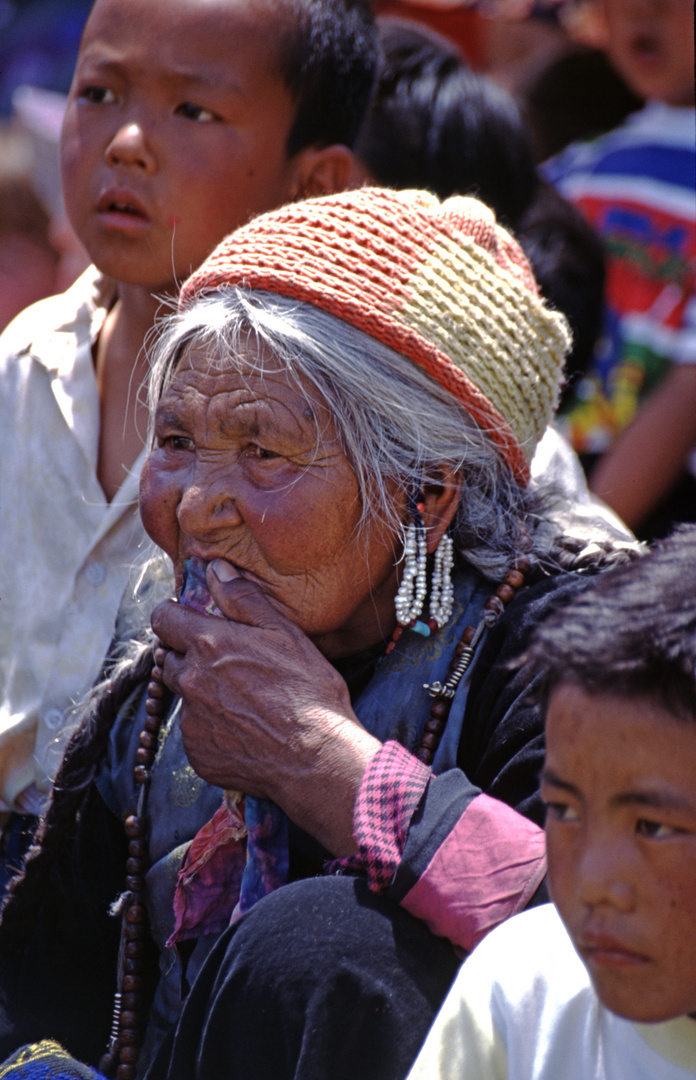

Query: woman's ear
[[420, 465, 462, 553], [291, 144, 356, 201]]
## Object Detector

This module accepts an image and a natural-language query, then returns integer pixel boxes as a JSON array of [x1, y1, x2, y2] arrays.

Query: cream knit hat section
[[180, 187, 571, 485]]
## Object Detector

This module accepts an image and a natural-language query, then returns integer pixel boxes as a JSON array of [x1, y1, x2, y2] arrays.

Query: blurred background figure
[[0, 125, 59, 333], [0, 2, 90, 331], [10, 84, 90, 292], [0, 89, 90, 334], [354, 17, 538, 221], [367, 0, 642, 159], [544, 0, 696, 540], [0, 0, 91, 116], [371, 0, 486, 67]]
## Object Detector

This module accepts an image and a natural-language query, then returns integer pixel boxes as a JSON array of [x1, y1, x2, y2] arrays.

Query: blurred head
[[601, 0, 695, 106], [60, 0, 377, 293], [354, 17, 537, 225], [140, 187, 571, 655], [521, 46, 643, 161], [528, 525, 696, 1021]]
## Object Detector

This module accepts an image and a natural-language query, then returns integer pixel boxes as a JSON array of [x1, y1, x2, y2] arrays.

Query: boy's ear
[[291, 144, 357, 200]]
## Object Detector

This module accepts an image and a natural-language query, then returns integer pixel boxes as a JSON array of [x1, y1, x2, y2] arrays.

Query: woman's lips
[[184, 556, 265, 589]]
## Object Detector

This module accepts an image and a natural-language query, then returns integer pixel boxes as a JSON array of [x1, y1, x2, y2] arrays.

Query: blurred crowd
[[1, 0, 694, 539]]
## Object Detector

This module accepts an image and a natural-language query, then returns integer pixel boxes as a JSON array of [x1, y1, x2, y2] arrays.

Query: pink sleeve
[[328, 740, 431, 891], [399, 791, 546, 954]]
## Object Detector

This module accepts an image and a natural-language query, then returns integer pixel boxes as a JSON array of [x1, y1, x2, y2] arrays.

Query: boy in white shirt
[[408, 526, 696, 1079]]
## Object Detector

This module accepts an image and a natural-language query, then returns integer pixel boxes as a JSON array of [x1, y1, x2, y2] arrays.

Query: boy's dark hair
[[280, 0, 378, 154], [354, 17, 536, 224], [526, 525, 696, 723]]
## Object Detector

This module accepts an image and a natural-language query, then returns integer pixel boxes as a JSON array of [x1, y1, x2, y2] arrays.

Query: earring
[[429, 533, 455, 630], [395, 507, 427, 627]]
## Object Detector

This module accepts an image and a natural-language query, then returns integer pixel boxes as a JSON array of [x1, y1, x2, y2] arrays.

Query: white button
[[84, 561, 106, 585], [44, 708, 64, 730]]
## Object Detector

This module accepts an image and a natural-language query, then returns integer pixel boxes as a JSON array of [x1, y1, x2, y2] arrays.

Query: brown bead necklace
[[99, 558, 529, 1074], [99, 645, 171, 1080], [401, 557, 530, 766]]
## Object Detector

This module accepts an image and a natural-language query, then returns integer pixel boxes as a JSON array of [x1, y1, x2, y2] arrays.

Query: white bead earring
[[429, 533, 455, 630], [395, 510, 428, 627]]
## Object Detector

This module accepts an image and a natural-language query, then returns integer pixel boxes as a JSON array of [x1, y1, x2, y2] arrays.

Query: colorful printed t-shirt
[[544, 102, 696, 457]]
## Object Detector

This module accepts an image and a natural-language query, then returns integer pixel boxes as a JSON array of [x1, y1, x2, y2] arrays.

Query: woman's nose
[[177, 477, 244, 536], [576, 835, 636, 913], [105, 122, 157, 173]]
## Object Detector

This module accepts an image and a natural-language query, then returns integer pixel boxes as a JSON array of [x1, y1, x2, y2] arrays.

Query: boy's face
[[60, 0, 309, 292], [602, 0, 695, 107], [542, 683, 696, 1023]]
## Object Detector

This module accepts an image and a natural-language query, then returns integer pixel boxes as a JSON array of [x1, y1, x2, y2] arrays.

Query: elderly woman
[[0, 188, 632, 1080]]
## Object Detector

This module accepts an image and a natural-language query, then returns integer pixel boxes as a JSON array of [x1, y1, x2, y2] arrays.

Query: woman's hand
[[150, 560, 380, 856]]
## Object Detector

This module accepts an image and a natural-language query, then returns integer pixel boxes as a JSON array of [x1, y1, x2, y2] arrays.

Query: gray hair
[[148, 288, 631, 580]]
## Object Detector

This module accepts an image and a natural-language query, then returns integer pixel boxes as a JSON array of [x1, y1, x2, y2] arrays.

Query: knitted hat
[[179, 187, 570, 485]]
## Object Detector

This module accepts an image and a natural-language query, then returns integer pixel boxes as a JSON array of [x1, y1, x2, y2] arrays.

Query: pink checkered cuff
[[329, 740, 431, 892]]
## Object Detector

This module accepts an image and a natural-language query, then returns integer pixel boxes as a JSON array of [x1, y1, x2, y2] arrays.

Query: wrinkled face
[[140, 347, 404, 657], [542, 683, 696, 1023], [60, 0, 305, 292], [602, 0, 695, 106]]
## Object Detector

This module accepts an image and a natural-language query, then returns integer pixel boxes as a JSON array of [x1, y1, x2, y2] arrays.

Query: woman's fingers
[[158, 644, 186, 701], [151, 575, 283, 656], [152, 599, 204, 655], [205, 561, 293, 630]]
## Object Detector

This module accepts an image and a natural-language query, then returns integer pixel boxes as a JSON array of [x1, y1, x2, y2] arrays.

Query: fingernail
[[211, 558, 239, 582]]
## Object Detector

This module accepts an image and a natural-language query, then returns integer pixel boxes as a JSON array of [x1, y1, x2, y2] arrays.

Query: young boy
[[0, 0, 376, 861], [544, 0, 696, 539], [407, 525, 696, 1079]]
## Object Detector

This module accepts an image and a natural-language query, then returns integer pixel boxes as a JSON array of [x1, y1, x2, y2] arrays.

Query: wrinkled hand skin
[[150, 565, 380, 856]]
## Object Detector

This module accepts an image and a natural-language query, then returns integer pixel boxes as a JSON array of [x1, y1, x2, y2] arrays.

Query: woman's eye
[[79, 86, 117, 105], [636, 818, 679, 840], [247, 446, 280, 461], [175, 102, 218, 123], [160, 435, 194, 451]]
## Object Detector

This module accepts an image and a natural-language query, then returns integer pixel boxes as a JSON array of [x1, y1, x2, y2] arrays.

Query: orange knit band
[[180, 187, 571, 485]]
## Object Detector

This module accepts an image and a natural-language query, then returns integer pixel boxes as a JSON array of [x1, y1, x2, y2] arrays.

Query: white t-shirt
[[407, 904, 696, 1080]]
